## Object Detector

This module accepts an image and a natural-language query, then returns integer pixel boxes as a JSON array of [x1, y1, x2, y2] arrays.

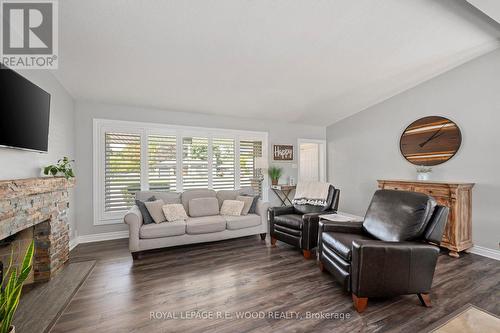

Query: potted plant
[[0, 241, 34, 333], [268, 166, 283, 185], [43, 157, 75, 179]]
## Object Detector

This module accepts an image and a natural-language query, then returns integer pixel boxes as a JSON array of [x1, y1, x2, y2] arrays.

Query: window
[[240, 140, 263, 194], [148, 135, 177, 192], [94, 119, 268, 225], [104, 132, 141, 212], [212, 138, 235, 190], [182, 137, 209, 190]]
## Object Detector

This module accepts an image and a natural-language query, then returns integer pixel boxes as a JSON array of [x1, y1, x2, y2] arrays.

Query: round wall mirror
[[400, 116, 462, 166]]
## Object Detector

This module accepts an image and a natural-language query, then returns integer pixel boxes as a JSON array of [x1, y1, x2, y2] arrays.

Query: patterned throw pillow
[[162, 204, 188, 222], [220, 200, 245, 216], [144, 199, 167, 223], [135, 196, 157, 225]]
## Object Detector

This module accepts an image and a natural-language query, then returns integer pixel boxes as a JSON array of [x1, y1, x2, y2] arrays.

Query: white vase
[[417, 172, 430, 181]]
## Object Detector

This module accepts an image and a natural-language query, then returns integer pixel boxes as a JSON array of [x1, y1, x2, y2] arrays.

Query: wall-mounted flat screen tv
[[0, 64, 51, 153]]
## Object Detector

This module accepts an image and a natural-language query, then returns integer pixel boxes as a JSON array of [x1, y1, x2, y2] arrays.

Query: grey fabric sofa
[[124, 188, 269, 258]]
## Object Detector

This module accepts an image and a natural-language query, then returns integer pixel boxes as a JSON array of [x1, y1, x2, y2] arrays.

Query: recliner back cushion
[[363, 190, 436, 242], [293, 185, 335, 214], [181, 189, 216, 215]]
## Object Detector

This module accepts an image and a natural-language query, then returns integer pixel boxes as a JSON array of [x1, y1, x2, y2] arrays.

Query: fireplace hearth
[[0, 177, 74, 283]]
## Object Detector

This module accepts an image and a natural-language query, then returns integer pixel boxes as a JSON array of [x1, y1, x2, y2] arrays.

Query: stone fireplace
[[0, 177, 74, 283]]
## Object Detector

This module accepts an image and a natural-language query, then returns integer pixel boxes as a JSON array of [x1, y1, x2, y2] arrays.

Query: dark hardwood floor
[[51, 236, 500, 333]]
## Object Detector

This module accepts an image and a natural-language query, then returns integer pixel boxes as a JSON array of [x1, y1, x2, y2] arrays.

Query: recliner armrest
[[351, 239, 440, 298], [302, 211, 336, 250], [269, 205, 295, 217], [319, 220, 364, 234]]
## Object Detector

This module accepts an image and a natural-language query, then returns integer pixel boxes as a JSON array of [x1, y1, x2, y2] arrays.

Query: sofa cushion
[[363, 190, 437, 242], [224, 214, 261, 230], [322, 232, 373, 261], [216, 187, 255, 207], [273, 214, 303, 230], [144, 199, 166, 223], [216, 189, 240, 207], [181, 189, 216, 214], [140, 220, 186, 239], [188, 197, 219, 217], [186, 215, 226, 234], [136, 191, 181, 204]]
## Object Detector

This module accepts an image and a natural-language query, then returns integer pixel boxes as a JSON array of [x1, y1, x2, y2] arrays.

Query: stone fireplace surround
[[0, 177, 74, 283]]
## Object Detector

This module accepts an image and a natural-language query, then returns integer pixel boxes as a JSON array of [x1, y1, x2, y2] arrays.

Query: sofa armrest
[[351, 239, 440, 298], [124, 205, 143, 252], [256, 199, 270, 217], [256, 200, 270, 227]]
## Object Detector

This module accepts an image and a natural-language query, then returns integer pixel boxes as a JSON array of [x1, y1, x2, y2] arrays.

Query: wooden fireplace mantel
[[377, 179, 474, 258]]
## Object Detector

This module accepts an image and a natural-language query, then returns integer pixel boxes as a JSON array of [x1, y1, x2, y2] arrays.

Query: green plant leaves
[[0, 241, 34, 333], [43, 156, 75, 179]]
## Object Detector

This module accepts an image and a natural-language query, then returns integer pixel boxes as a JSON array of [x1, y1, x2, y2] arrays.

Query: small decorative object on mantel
[[400, 116, 462, 166], [43, 157, 75, 179], [273, 144, 294, 161], [268, 165, 283, 186], [0, 241, 34, 333], [416, 165, 432, 181]]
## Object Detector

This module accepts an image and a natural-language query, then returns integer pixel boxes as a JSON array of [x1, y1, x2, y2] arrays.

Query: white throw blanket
[[292, 182, 331, 206]]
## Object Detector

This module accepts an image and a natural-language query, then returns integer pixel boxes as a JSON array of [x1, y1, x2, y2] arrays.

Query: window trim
[[93, 118, 269, 225]]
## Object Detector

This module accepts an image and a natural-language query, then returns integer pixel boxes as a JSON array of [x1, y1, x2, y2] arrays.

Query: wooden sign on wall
[[273, 145, 294, 161]]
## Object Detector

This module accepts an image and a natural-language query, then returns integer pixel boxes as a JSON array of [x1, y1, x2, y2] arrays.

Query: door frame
[[297, 138, 327, 183]]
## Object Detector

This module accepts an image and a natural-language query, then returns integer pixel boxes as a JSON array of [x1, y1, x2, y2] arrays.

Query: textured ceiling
[[54, 0, 500, 125]]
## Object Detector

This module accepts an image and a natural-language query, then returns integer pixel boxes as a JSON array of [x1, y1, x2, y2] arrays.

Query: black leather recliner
[[269, 185, 340, 258], [318, 189, 448, 313]]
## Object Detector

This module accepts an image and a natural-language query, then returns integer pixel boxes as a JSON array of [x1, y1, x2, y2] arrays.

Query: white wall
[[0, 70, 76, 240], [326, 48, 500, 251], [75, 101, 325, 237]]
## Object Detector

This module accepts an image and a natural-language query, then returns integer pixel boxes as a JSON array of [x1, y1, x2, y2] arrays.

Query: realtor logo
[[1, 0, 58, 69]]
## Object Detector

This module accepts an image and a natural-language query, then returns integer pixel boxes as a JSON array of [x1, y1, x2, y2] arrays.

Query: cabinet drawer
[[382, 184, 413, 191], [413, 186, 450, 198]]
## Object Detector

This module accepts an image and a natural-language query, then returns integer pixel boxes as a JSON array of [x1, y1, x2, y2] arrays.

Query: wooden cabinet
[[377, 179, 474, 258]]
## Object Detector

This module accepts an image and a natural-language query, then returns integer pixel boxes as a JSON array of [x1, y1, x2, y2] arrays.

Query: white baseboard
[[466, 245, 500, 261], [69, 230, 129, 250], [69, 237, 79, 251]]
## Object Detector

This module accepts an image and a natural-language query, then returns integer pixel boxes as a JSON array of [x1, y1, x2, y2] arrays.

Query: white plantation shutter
[[182, 137, 209, 189], [240, 140, 263, 196], [148, 135, 177, 191], [212, 138, 235, 190], [104, 132, 141, 212]]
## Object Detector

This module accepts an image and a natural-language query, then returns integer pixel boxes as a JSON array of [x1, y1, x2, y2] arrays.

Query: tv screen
[[0, 64, 51, 153]]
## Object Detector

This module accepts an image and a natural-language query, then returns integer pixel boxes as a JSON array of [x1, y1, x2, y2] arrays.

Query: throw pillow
[[162, 204, 188, 222], [144, 199, 166, 223], [242, 194, 259, 214], [236, 195, 254, 215], [220, 200, 245, 216], [135, 196, 157, 225]]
